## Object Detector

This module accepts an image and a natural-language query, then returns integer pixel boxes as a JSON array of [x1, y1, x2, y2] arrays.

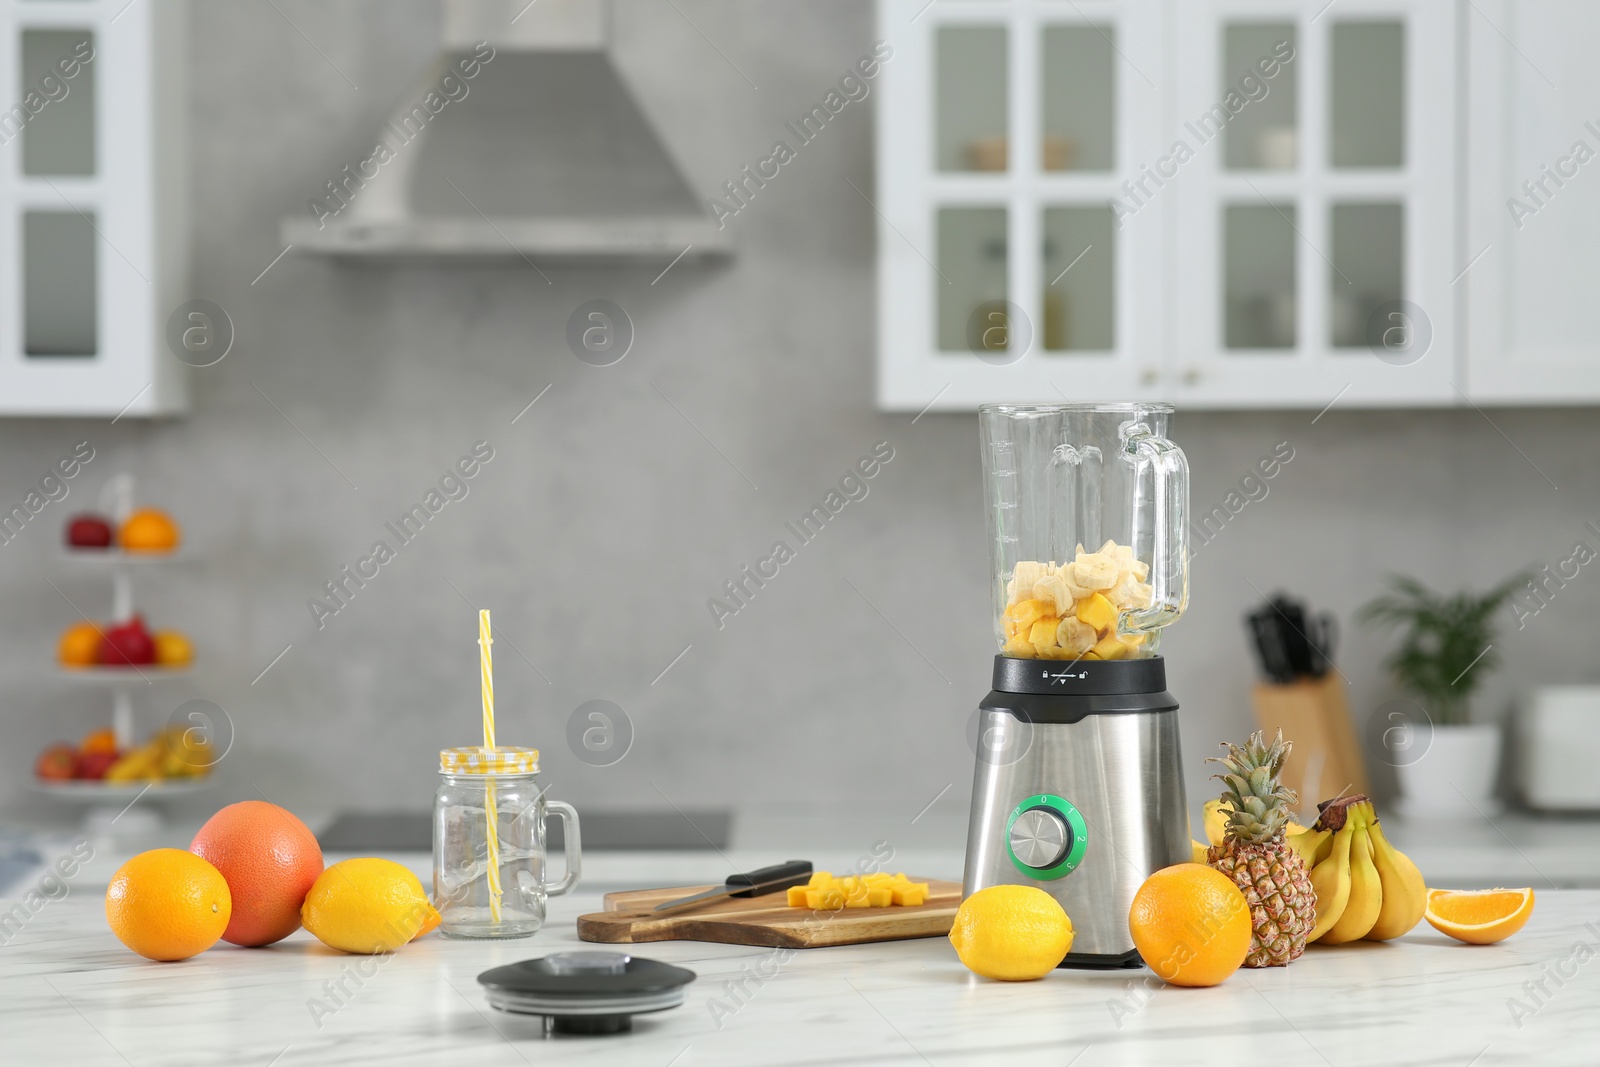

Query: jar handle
[[543, 800, 582, 897], [1123, 432, 1189, 633]]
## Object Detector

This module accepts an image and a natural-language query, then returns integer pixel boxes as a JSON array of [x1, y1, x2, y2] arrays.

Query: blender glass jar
[[434, 747, 581, 939], [980, 403, 1189, 660]]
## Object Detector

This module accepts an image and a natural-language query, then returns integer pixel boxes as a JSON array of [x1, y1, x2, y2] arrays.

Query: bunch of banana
[[1289, 795, 1427, 944], [104, 726, 214, 783]]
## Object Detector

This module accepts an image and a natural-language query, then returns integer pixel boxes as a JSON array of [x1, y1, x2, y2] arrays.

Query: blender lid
[[478, 952, 696, 1025]]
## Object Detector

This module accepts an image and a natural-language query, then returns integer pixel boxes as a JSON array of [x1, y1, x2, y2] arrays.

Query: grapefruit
[[190, 800, 323, 946]]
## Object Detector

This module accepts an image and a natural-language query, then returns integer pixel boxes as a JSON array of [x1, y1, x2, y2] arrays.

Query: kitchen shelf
[[28, 777, 212, 802], [55, 667, 190, 684], [58, 549, 185, 566]]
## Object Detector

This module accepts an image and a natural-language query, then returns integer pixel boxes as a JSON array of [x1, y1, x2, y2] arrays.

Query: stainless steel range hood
[[282, 0, 730, 263]]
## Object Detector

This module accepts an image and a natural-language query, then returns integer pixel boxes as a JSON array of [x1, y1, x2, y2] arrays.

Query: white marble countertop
[[4, 836, 1598, 1066]]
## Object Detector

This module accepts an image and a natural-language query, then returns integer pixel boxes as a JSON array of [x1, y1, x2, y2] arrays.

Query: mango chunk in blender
[[1001, 633, 1034, 658], [1004, 598, 1053, 630], [1028, 618, 1062, 656], [1091, 632, 1145, 660], [1075, 592, 1117, 634], [1000, 545, 1156, 660]]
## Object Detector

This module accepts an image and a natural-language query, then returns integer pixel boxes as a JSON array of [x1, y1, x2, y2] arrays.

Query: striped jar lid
[[439, 746, 540, 775]]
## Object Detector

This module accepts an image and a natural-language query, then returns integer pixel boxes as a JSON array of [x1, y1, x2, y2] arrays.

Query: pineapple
[[1206, 730, 1316, 967]]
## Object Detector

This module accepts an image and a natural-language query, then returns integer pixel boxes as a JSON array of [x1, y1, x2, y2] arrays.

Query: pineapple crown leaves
[[1208, 730, 1299, 844]]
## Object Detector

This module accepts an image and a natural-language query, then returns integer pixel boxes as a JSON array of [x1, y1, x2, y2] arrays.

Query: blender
[[962, 403, 1191, 967]]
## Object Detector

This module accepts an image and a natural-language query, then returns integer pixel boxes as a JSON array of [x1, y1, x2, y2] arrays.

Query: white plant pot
[[1394, 723, 1502, 817], [1516, 686, 1600, 810]]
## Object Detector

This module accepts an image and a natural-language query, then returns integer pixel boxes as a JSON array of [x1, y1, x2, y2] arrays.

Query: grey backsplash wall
[[4, 1, 1596, 831]]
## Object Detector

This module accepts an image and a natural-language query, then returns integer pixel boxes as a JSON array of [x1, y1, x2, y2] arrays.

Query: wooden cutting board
[[577, 880, 963, 949]]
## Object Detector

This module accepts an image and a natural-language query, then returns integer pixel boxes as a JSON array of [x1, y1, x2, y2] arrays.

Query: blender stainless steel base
[[963, 656, 1190, 967]]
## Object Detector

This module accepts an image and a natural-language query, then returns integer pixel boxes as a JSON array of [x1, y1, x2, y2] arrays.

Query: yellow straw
[[479, 610, 501, 923]]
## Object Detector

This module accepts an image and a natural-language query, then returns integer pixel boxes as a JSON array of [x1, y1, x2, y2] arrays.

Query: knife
[[652, 860, 814, 913]]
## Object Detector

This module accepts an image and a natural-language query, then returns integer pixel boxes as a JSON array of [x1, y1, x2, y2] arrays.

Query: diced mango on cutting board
[[786, 871, 931, 910]]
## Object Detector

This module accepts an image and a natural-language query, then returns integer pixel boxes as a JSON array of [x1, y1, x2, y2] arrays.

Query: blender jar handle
[[1124, 432, 1189, 633], [543, 800, 582, 897]]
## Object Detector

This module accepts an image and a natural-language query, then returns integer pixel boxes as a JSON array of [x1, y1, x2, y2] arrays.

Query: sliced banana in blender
[[1007, 561, 1048, 604], [1056, 617, 1097, 655], [1060, 566, 1093, 601], [1031, 573, 1075, 615], [1098, 539, 1135, 562], [1071, 553, 1119, 591], [998, 541, 1153, 659], [1108, 572, 1154, 610]]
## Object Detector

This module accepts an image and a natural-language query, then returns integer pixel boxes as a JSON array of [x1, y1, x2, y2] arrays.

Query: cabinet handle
[[1182, 367, 1202, 386], [1140, 366, 1159, 386]]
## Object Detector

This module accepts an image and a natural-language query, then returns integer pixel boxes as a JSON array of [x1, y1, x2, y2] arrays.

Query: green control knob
[[1005, 794, 1087, 880]]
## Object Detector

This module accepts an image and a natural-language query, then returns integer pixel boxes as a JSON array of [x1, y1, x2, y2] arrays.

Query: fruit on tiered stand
[[118, 508, 180, 553], [98, 616, 156, 667], [65, 514, 114, 548], [102, 726, 213, 783], [64, 506, 181, 553], [35, 725, 214, 784], [57, 616, 192, 668]]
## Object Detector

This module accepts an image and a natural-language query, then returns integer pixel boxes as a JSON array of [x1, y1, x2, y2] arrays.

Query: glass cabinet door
[[875, 0, 1456, 411], [936, 26, 1008, 173], [877, 0, 1166, 410], [1170, 0, 1455, 406], [0, 5, 186, 415]]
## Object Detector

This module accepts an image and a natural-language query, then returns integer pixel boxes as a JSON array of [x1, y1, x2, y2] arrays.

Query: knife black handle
[[726, 859, 813, 898]]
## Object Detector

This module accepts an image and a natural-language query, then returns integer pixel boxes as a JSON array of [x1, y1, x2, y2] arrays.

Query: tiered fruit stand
[[33, 477, 212, 830]]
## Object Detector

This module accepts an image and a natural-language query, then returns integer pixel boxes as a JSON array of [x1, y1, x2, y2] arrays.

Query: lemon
[[948, 885, 1073, 980], [301, 858, 441, 954]]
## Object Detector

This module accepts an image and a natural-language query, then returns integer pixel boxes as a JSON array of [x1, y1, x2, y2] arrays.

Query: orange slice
[[1424, 887, 1534, 945]]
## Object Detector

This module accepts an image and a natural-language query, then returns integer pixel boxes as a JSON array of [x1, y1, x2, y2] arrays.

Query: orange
[[1424, 887, 1534, 945], [80, 727, 118, 755], [58, 620, 103, 667], [106, 849, 231, 961], [1128, 863, 1252, 987], [153, 630, 193, 667], [191, 801, 324, 947], [119, 508, 180, 552]]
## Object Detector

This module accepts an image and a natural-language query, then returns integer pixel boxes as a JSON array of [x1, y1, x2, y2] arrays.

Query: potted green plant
[[1358, 574, 1526, 816]]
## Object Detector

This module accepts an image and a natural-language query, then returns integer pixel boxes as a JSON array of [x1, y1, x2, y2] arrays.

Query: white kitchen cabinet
[[0, 0, 188, 417], [876, 0, 1171, 413], [875, 0, 1462, 411], [1464, 0, 1600, 404], [1168, 0, 1457, 409]]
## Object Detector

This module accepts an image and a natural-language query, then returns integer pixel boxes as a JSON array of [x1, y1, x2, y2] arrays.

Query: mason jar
[[433, 746, 581, 939]]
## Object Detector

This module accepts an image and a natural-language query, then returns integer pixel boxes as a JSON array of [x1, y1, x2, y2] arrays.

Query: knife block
[[1251, 675, 1370, 813]]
